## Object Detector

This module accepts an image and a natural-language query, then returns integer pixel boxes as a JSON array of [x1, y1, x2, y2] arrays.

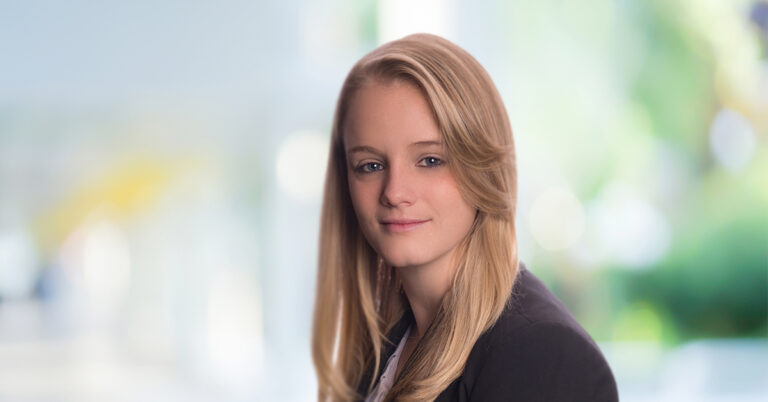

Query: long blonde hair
[[312, 33, 519, 402]]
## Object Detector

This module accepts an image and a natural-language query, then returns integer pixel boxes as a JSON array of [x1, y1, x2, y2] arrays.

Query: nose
[[380, 163, 415, 207]]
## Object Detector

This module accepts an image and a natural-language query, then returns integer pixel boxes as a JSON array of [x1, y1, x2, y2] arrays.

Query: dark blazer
[[356, 262, 619, 401]]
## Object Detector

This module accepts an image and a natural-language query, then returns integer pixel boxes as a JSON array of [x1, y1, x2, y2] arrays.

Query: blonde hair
[[312, 33, 519, 402]]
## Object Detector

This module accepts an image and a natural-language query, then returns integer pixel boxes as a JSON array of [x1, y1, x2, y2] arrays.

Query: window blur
[[0, 1, 766, 401]]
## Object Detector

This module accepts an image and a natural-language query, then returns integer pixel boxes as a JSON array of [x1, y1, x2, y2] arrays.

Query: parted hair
[[311, 33, 519, 402]]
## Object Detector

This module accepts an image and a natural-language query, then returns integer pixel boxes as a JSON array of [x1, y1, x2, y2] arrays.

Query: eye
[[356, 161, 384, 173], [418, 156, 443, 168]]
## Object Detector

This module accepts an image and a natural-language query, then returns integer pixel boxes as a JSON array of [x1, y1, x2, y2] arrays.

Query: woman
[[312, 33, 618, 402]]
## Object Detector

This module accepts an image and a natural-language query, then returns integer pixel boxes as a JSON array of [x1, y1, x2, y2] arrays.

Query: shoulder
[[479, 262, 597, 344], [457, 263, 619, 402]]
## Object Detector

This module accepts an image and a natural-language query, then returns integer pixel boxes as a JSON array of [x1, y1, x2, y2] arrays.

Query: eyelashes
[[353, 156, 444, 174], [356, 161, 384, 173], [418, 156, 443, 168]]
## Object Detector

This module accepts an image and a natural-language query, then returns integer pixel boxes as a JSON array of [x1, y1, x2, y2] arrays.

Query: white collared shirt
[[364, 324, 412, 402]]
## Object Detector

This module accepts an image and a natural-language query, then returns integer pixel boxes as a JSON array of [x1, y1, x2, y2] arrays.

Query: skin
[[343, 79, 477, 377]]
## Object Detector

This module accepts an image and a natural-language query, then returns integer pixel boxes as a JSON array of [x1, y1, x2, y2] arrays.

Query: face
[[343, 79, 477, 270]]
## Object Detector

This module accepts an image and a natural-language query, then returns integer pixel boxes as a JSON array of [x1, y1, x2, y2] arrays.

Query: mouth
[[379, 219, 430, 233]]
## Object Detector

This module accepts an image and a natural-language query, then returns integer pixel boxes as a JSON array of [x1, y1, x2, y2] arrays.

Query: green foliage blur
[[529, 0, 768, 345]]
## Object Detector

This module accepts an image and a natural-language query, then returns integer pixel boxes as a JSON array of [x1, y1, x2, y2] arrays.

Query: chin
[[379, 248, 429, 268]]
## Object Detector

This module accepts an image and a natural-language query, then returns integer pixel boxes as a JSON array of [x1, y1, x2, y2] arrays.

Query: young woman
[[311, 33, 618, 402]]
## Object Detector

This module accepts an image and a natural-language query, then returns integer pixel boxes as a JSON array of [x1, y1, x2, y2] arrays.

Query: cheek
[[433, 177, 475, 228], [348, 180, 379, 223], [435, 181, 461, 203]]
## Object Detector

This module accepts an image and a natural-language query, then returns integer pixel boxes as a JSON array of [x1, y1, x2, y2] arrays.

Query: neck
[[394, 251, 458, 339]]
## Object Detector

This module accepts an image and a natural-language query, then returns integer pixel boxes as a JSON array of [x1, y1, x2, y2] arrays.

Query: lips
[[380, 218, 430, 233]]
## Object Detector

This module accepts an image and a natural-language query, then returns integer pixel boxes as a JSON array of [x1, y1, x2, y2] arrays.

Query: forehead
[[343, 79, 442, 149]]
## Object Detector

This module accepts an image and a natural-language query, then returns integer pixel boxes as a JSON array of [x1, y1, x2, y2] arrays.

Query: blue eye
[[419, 156, 443, 167], [356, 162, 384, 173]]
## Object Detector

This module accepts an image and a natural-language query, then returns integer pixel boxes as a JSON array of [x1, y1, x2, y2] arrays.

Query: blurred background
[[1, 0, 766, 401]]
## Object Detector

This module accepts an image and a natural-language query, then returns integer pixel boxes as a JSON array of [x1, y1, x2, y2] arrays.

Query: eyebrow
[[346, 140, 443, 156]]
